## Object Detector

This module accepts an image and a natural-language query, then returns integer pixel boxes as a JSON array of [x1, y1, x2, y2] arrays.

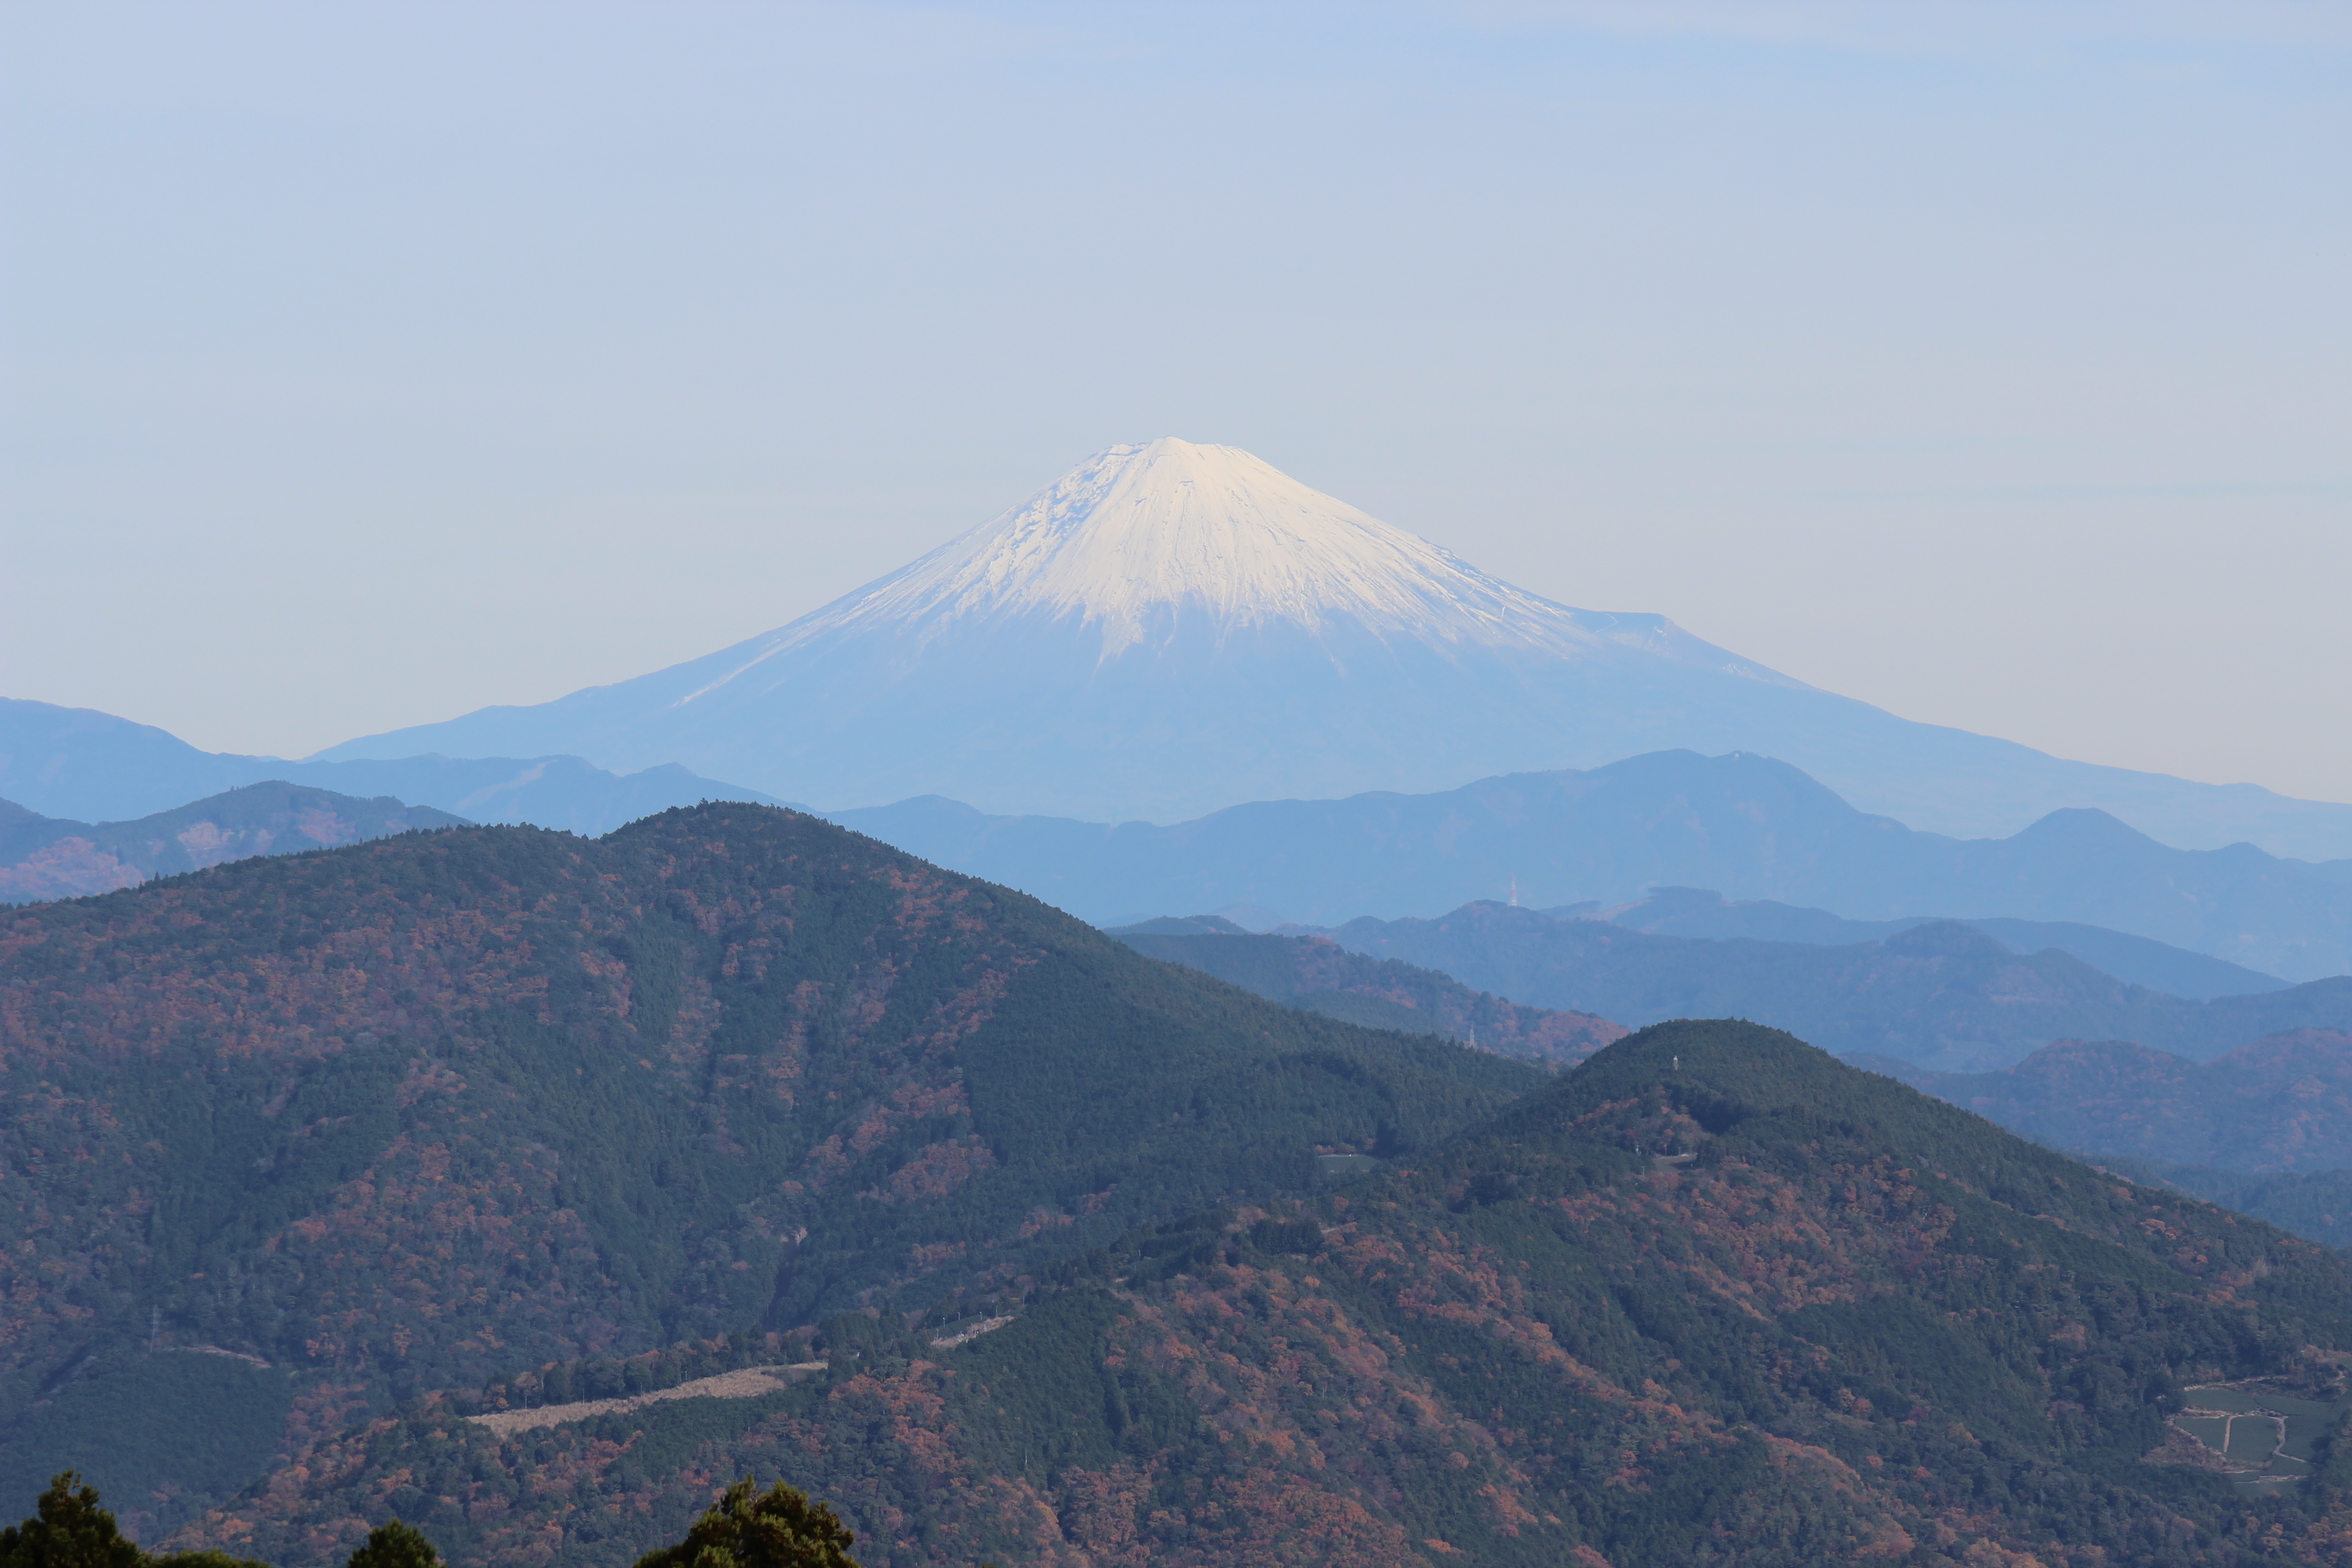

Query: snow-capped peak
[[783, 438, 1597, 659]]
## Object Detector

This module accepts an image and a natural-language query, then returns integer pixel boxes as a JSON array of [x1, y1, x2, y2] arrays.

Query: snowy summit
[[313, 438, 2342, 849], [772, 438, 1602, 661]]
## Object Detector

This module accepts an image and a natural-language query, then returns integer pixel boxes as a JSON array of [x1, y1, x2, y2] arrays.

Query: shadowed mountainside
[[1312, 901, 2352, 1072], [1108, 926, 1627, 1067], [170, 1023, 2352, 1568], [0, 804, 1538, 1538], [0, 783, 466, 903]]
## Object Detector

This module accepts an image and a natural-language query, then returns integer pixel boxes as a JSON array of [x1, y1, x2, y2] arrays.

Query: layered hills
[[833, 750, 2352, 981], [1869, 1031, 2352, 1173], [314, 439, 2352, 858], [1310, 902, 2352, 1072], [17, 804, 2352, 1563], [0, 805, 1536, 1538], [0, 783, 465, 903], [1108, 923, 1627, 1066], [1856, 1034, 2352, 1254], [170, 1023, 2352, 1567], [1589, 885, 2289, 1001], [0, 697, 788, 833]]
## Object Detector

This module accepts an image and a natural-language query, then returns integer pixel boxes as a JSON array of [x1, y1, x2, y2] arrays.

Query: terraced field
[[2171, 1384, 2349, 1491]]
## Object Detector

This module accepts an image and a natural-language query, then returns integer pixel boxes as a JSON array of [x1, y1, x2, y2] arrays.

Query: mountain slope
[[314, 439, 2352, 856], [0, 804, 1538, 1539], [174, 1023, 2352, 1567], [0, 697, 268, 821], [2080, 1155, 2352, 1251], [1865, 1030, 2352, 1173], [1109, 926, 1627, 1066], [833, 750, 2352, 980], [0, 697, 789, 832], [1315, 902, 2352, 1071], [0, 783, 466, 903]]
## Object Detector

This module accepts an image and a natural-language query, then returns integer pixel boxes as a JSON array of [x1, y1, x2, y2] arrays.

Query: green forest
[[12, 809, 2352, 1563], [0, 806, 1533, 1541], [1110, 927, 1625, 1065]]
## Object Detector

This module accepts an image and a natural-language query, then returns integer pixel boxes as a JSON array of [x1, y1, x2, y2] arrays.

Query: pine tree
[[0, 1475, 143, 1568]]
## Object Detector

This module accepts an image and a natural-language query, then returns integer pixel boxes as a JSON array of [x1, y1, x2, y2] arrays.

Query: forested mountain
[[169, 1024, 2352, 1567], [1863, 1030, 2352, 1172], [0, 805, 1536, 1539], [1109, 926, 1626, 1066], [19, 807, 2352, 1566], [1315, 900, 2352, 1071], [0, 783, 466, 903], [830, 750, 2352, 980], [2055, 1152, 2352, 1253]]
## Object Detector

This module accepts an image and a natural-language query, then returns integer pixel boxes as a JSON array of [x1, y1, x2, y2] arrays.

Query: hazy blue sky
[[5, 2, 2347, 804]]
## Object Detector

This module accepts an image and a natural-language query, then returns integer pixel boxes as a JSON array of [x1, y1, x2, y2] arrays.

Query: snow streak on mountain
[[320, 440, 2352, 854]]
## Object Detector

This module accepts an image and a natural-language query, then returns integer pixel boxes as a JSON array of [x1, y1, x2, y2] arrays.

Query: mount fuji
[[320, 439, 2352, 854]]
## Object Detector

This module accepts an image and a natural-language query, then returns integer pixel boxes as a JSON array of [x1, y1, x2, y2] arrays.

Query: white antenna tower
[[1509, 875, 1518, 908]]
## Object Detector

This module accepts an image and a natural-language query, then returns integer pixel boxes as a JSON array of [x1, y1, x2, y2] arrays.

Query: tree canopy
[[3, 1472, 861, 1568], [0, 1475, 142, 1568], [631, 1479, 859, 1568]]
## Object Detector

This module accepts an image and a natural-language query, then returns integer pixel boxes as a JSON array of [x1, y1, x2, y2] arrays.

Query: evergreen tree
[[0, 1475, 142, 1568], [342, 1521, 438, 1568], [633, 1479, 859, 1568]]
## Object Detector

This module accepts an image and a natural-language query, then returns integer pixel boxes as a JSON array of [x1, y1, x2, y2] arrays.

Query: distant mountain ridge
[[1861, 1030, 2352, 1173], [0, 783, 465, 903], [0, 697, 789, 832], [1105, 924, 1628, 1066], [1582, 885, 2291, 1000], [310, 438, 2352, 856], [1308, 900, 2352, 1072], [833, 750, 2352, 980]]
